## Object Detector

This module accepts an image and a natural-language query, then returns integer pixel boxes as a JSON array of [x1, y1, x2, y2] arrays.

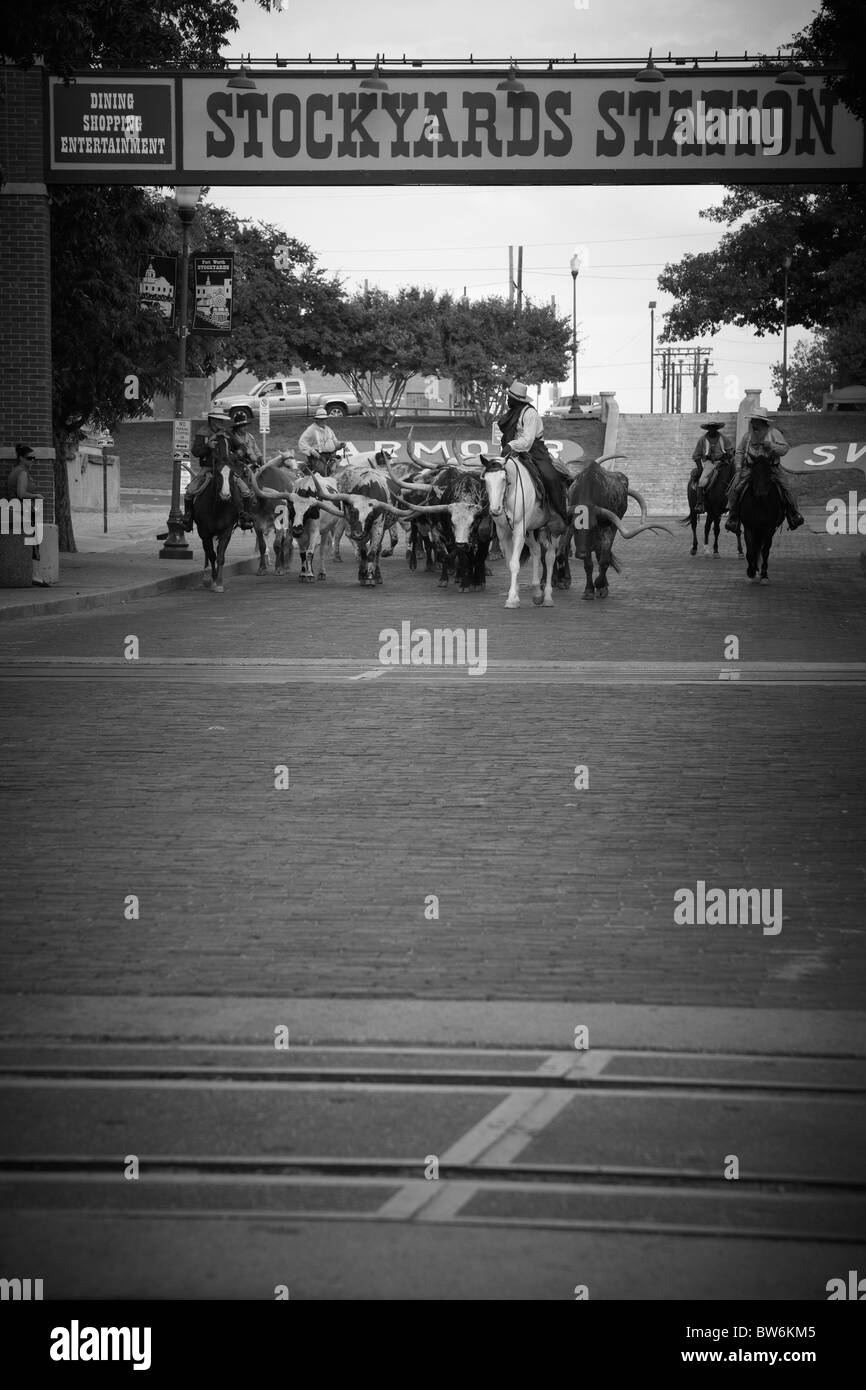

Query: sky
[[202, 0, 824, 412]]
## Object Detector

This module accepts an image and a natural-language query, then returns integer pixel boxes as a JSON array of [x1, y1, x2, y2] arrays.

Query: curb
[[0, 556, 259, 625]]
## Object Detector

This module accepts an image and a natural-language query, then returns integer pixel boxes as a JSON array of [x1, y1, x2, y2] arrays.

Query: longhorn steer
[[564, 455, 672, 599], [387, 459, 490, 590], [312, 454, 423, 586], [247, 462, 296, 576]]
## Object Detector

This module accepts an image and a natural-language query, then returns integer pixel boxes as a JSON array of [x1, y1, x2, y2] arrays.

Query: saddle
[[512, 452, 546, 509]]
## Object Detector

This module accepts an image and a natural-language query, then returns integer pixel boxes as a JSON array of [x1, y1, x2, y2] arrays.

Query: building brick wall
[[0, 65, 55, 514]]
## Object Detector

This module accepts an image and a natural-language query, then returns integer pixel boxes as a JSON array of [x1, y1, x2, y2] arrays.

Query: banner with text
[[191, 254, 234, 334], [782, 441, 866, 472], [47, 71, 865, 184]]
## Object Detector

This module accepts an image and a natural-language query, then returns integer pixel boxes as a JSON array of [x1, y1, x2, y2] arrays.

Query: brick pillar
[[0, 63, 55, 482]]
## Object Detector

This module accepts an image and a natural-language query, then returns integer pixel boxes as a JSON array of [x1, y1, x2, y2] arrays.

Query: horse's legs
[[760, 533, 772, 580], [539, 533, 556, 606], [736, 523, 744, 556], [582, 555, 595, 599], [504, 525, 524, 607], [744, 525, 758, 579], [712, 513, 721, 554], [213, 529, 231, 592], [200, 531, 216, 587], [526, 530, 543, 599]]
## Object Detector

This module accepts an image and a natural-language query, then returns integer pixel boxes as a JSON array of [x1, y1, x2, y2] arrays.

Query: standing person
[[4, 443, 43, 562], [497, 380, 569, 528], [230, 409, 263, 471], [297, 408, 343, 474], [725, 415, 804, 533], [690, 422, 732, 514]]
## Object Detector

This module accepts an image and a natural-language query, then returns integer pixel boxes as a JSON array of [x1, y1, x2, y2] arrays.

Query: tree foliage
[[1, 0, 280, 550], [316, 287, 454, 428], [444, 297, 573, 425], [1, 0, 284, 73], [657, 2, 866, 405]]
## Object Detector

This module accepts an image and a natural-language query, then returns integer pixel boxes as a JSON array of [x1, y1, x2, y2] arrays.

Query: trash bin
[[0, 533, 34, 587]]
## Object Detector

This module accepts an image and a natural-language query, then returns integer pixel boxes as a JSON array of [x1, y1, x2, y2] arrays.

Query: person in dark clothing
[[496, 381, 569, 529]]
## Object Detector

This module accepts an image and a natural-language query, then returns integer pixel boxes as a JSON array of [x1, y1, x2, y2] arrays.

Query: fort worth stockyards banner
[[191, 254, 234, 334], [47, 71, 865, 184]]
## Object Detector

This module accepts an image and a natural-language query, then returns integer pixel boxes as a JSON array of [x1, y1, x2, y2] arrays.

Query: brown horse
[[685, 458, 742, 557]]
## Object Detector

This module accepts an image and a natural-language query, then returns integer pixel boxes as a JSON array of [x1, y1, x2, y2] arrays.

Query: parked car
[[544, 399, 602, 419], [212, 376, 363, 422]]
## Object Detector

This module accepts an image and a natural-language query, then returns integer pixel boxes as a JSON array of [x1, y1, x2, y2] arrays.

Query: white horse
[[482, 454, 562, 609]]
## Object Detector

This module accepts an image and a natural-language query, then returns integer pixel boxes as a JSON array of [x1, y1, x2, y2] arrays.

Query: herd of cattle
[[240, 444, 672, 606]]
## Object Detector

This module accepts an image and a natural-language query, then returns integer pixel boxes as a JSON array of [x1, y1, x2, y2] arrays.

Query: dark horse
[[192, 457, 245, 592], [739, 454, 786, 582], [685, 458, 742, 557]]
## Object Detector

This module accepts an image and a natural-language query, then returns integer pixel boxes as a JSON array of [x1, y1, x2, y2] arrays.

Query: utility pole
[[516, 245, 523, 313], [508, 246, 514, 308]]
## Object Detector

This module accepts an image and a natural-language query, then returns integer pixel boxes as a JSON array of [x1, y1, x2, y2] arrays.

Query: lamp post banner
[[191, 254, 234, 334], [138, 256, 178, 325], [45, 70, 864, 184]]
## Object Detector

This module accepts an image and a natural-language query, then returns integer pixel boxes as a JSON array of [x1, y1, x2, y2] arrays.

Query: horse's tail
[[609, 553, 622, 574]]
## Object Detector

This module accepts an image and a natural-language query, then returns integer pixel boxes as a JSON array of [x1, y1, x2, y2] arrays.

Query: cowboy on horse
[[725, 415, 804, 533], [181, 411, 257, 532], [496, 380, 570, 531], [690, 421, 733, 514]]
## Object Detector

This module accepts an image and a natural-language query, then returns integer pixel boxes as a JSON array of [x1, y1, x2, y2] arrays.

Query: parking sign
[[258, 398, 270, 434], [173, 418, 191, 453]]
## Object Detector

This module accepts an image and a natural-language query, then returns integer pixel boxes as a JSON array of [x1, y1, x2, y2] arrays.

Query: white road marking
[[348, 668, 387, 681], [378, 1051, 588, 1222]]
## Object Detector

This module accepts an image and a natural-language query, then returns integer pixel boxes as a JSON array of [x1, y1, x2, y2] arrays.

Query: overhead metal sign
[[46, 71, 865, 185]]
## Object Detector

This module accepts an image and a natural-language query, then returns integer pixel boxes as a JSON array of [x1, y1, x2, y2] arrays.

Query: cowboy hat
[[749, 414, 770, 426], [700, 422, 725, 431], [507, 380, 532, 402]]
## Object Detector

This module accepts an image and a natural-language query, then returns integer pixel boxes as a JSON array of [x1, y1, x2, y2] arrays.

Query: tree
[[658, 2, 866, 399], [160, 206, 347, 398], [771, 336, 836, 411], [445, 296, 574, 426], [2, 0, 279, 550], [792, 0, 866, 123], [317, 287, 453, 428]]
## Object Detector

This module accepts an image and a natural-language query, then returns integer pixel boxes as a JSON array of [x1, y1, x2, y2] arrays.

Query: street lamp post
[[779, 254, 792, 412], [569, 252, 580, 413], [159, 185, 201, 559], [648, 300, 657, 412]]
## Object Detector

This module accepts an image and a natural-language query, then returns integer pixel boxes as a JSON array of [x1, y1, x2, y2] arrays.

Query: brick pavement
[[1, 520, 864, 1009]]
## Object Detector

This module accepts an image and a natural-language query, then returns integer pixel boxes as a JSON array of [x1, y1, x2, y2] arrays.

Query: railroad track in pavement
[[2, 1040, 864, 1247]]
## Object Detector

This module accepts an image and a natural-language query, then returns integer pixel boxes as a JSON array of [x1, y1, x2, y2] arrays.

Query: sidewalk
[[1, 500, 863, 626], [0, 495, 260, 624]]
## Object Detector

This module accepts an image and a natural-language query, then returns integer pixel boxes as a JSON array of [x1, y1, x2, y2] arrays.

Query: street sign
[[172, 418, 191, 455], [258, 398, 271, 434]]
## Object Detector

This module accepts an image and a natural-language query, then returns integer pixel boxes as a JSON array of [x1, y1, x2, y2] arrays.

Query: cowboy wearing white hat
[[297, 408, 344, 475], [496, 380, 569, 527], [725, 414, 803, 532]]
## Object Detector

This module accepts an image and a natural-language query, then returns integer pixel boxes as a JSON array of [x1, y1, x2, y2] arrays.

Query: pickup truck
[[212, 376, 363, 422]]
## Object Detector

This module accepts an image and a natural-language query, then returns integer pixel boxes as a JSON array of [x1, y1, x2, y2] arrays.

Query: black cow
[[561, 454, 672, 599]]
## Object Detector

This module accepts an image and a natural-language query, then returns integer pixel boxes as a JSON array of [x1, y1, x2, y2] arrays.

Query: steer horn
[[385, 457, 433, 493], [627, 487, 649, 521], [593, 506, 673, 539], [594, 454, 628, 467], [244, 467, 293, 504]]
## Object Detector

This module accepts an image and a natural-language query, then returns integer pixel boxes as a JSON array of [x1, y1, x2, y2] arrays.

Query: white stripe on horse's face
[[484, 469, 507, 515], [218, 464, 232, 500]]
